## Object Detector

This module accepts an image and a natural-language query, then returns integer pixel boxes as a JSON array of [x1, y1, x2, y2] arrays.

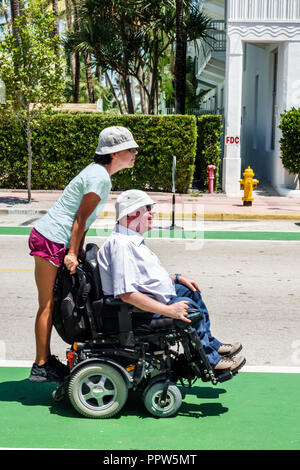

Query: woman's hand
[[64, 252, 79, 275]]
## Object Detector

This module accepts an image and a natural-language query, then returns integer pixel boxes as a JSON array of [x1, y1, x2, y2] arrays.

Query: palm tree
[[10, 0, 20, 42], [175, 0, 185, 114], [66, 0, 176, 114], [175, 0, 213, 114]]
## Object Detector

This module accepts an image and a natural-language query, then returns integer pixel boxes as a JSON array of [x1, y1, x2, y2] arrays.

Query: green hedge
[[195, 114, 223, 190], [0, 112, 197, 193], [279, 107, 300, 176], [0, 111, 223, 193]]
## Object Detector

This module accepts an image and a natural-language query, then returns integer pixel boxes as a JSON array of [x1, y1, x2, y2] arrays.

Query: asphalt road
[[1, 222, 300, 368]]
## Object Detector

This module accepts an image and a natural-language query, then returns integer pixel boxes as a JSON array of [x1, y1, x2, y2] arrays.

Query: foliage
[[279, 107, 300, 176], [0, 111, 198, 193], [195, 114, 223, 190], [66, 0, 176, 114], [0, 0, 64, 112], [0, 0, 65, 201]]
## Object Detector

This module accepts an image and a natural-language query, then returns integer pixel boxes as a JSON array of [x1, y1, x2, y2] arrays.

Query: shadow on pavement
[[0, 378, 229, 420], [0, 197, 30, 205]]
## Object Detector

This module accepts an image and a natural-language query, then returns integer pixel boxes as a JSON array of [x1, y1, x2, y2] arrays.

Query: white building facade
[[198, 0, 300, 196]]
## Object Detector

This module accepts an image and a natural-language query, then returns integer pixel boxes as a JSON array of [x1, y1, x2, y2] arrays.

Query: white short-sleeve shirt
[[98, 224, 176, 304]]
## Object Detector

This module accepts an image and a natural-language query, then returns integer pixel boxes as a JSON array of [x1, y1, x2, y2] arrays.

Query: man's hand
[[176, 275, 201, 293], [167, 301, 191, 323], [64, 252, 79, 275]]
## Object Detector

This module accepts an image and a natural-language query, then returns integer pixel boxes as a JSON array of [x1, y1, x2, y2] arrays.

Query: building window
[[270, 50, 278, 150], [243, 43, 247, 71], [253, 74, 259, 149]]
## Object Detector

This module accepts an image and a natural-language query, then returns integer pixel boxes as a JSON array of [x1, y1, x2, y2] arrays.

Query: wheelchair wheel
[[144, 382, 182, 418], [52, 382, 67, 402], [68, 362, 128, 418]]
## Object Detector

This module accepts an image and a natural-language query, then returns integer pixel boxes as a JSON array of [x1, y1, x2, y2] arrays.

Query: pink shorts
[[29, 228, 66, 267]]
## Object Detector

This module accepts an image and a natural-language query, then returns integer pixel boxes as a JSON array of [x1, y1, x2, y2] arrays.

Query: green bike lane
[[1, 225, 300, 241], [0, 366, 299, 450], [0, 225, 299, 450]]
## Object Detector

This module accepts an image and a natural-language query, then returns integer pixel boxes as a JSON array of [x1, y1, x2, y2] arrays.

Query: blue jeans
[[167, 283, 222, 367]]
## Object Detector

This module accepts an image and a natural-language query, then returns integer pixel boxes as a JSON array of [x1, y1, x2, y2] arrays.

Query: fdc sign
[[225, 136, 240, 144]]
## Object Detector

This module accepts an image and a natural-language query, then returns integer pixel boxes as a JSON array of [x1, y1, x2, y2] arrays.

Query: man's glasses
[[129, 148, 137, 153]]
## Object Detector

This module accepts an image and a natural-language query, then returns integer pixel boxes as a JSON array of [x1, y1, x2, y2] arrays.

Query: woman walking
[[28, 126, 138, 382]]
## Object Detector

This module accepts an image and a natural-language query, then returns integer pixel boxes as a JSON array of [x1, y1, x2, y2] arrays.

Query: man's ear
[[127, 210, 141, 222]]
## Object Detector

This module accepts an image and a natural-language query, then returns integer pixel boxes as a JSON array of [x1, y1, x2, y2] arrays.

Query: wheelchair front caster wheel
[[68, 362, 128, 418], [52, 383, 66, 402], [144, 382, 182, 417]]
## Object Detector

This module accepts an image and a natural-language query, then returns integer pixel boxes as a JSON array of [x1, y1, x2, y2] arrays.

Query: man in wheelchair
[[98, 189, 246, 375], [52, 190, 246, 418]]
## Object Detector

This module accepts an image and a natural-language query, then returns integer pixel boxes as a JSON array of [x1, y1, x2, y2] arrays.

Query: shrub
[[279, 107, 300, 177], [0, 111, 197, 193], [195, 114, 223, 191]]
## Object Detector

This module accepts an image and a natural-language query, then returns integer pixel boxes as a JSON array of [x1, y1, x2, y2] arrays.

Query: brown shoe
[[217, 342, 242, 358], [214, 355, 246, 373]]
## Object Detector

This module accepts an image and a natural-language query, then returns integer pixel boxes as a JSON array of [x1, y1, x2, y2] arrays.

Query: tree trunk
[[175, 0, 186, 114], [105, 71, 123, 114], [72, 0, 80, 103], [73, 52, 80, 103], [51, 0, 59, 36], [136, 65, 147, 114], [148, 37, 159, 115], [118, 77, 128, 113], [135, 62, 149, 114], [120, 14, 134, 114], [83, 52, 95, 103], [51, 0, 60, 62], [124, 75, 135, 114], [65, 0, 76, 97], [25, 110, 32, 204], [10, 0, 20, 43]]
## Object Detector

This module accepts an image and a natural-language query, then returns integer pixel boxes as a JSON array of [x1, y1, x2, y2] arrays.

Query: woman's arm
[[64, 192, 100, 274]]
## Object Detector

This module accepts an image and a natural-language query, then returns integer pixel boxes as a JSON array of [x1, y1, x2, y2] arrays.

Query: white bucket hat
[[95, 126, 138, 155], [116, 190, 156, 221]]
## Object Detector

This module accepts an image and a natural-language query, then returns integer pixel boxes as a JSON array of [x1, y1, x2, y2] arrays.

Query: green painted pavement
[[1, 226, 300, 240], [0, 367, 299, 450]]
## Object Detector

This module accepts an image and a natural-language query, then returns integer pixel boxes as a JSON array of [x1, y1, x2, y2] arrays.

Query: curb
[[1, 208, 300, 221], [0, 209, 48, 215]]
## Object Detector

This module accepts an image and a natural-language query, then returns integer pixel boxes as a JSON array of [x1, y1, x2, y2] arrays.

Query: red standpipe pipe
[[206, 165, 216, 193]]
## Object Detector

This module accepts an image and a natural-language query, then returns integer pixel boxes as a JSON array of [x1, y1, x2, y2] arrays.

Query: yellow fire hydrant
[[239, 166, 259, 206]]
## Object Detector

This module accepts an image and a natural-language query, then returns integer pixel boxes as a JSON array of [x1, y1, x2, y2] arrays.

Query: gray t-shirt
[[34, 163, 111, 247]]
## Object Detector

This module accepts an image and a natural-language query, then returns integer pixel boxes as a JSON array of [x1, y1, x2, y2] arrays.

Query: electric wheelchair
[[52, 243, 241, 418]]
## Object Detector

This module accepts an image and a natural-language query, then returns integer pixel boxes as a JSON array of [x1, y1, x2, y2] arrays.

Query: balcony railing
[[209, 20, 226, 51], [228, 0, 300, 22], [195, 20, 226, 76]]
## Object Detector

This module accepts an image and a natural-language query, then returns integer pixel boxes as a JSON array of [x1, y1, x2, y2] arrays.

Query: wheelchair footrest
[[215, 370, 234, 383]]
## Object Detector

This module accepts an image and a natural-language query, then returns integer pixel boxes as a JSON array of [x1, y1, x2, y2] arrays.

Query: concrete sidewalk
[[0, 186, 300, 220]]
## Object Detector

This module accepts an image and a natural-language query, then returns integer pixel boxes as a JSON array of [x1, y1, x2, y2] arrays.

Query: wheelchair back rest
[[84, 243, 103, 301]]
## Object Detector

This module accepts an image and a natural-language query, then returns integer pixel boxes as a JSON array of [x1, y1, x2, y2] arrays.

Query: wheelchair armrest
[[187, 308, 203, 321], [103, 296, 125, 307], [174, 308, 203, 330]]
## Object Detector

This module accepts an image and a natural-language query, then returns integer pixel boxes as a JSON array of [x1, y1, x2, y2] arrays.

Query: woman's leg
[[33, 255, 58, 365]]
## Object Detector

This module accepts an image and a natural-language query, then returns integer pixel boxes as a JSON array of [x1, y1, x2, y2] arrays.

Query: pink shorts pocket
[[29, 228, 66, 267]]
